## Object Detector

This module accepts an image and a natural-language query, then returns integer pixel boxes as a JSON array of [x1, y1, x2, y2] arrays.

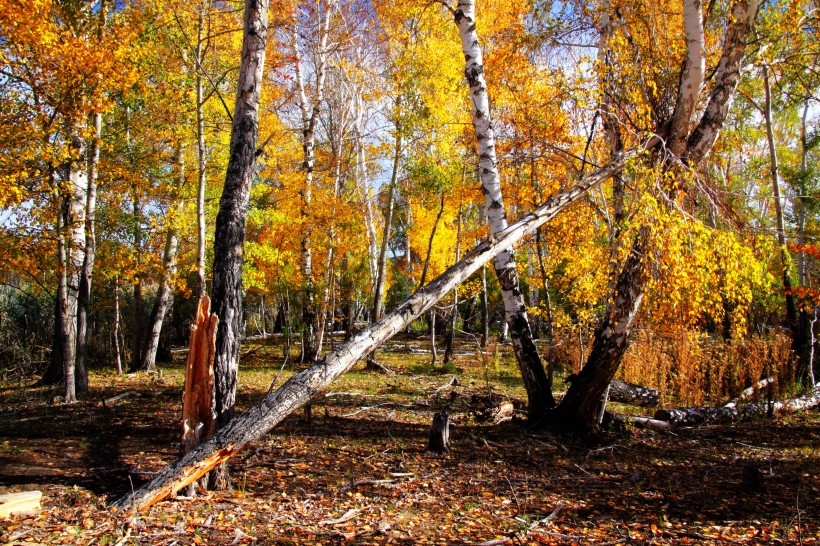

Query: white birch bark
[[454, 0, 554, 415], [293, 0, 333, 361], [668, 0, 705, 156], [60, 129, 88, 402], [686, 0, 760, 163], [195, 3, 208, 297], [76, 112, 101, 396]]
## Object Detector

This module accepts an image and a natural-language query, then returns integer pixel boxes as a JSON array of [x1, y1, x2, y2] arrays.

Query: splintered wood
[[182, 296, 218, 454]]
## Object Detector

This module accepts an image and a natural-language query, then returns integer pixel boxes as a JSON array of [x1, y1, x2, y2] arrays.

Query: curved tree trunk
[[453, 0, 554, 418], [209, 0, 269, 490]]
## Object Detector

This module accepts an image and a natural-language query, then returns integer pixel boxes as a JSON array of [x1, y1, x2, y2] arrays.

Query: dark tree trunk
[[39, 299, 64, 386], [548, 232, 646, 438], [208, 0, 269, 490]]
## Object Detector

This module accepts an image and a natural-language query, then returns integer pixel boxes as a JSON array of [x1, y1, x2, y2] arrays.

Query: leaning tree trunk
[[208, 0, 269, 490], [141, 147, 183, 372], [548, 231, 647, 437], [110, 149, 635, 514], [454, 0, 554, 417]]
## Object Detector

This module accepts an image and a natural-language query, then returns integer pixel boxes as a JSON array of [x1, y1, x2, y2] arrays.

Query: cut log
[[182, 296, 218, 454], [110, 151, 635, 513], [0, 491, 42, 518], [655, 386, 820, 427], [428, 411, 451, 453], [609, 379, 660, 407]]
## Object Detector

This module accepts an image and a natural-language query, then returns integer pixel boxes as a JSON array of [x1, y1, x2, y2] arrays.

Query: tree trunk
[[110, 150, 634, 513], [294, 1, 332, 364], [367, 130, 401, 370], [142, 146, 184, 371], [548, 230, 647, 437], [427, 411, 450, 454], [454, 0, 554, 418], [763, 65, 810, 383], [56, 199, 76, 402], [444, 202, 463, 365], [545, 0, 761, 439], [75, 112, 101, 396], [195, 3, 208, 297], [480, 264, 489, 348], [113, 276, 122, 374], [208, 0, 269, 490], [56, 130, 89, 401]]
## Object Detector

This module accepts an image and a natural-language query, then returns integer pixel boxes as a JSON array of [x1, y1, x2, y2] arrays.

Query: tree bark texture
[[550, 230, 647, 435], [209, 0, 269, 488], [686, 0, 760, 164], [454, 0, 554, 418], [110, 150, 635, 513]]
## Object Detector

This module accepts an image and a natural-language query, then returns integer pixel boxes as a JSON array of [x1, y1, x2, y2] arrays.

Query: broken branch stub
[[182, 296, 218, 454], [110, 151, 636, 513]]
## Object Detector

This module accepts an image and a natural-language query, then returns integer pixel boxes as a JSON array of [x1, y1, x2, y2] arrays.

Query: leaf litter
[[0, 336, 818, 544]]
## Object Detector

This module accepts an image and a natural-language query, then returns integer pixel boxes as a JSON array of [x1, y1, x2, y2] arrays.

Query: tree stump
[[427, 411, 450, 453], [181, 296, 218, 494]]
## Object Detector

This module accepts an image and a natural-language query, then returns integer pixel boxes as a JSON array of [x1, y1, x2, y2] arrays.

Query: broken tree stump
[[182, 296, 218, 455], [427, 411, 451, 453]]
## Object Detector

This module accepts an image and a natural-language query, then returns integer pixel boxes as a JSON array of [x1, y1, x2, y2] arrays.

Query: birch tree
[[549, 0, 762, 437], [451, 0, 555, 417], [209, 0, 270, 488]]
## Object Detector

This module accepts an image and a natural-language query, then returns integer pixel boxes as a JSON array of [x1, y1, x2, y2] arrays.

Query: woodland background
[[1, 0, 820, 541]]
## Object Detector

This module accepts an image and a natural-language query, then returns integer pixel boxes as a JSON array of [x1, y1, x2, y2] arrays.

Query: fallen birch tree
[[110, 149, 637, 513], [654, 385, 820, 427]]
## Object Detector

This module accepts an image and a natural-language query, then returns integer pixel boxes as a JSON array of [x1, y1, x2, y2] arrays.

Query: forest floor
[[0, 334, 818, 545]]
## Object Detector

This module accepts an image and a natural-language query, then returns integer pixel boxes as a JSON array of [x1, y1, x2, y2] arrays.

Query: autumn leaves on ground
[[1, 337, 818, 545]]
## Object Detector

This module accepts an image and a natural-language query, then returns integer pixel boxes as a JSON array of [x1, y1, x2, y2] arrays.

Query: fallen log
[[655, 386, 820, 427], [110, 151, 635, 513], [609, 379, 660, 407]]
